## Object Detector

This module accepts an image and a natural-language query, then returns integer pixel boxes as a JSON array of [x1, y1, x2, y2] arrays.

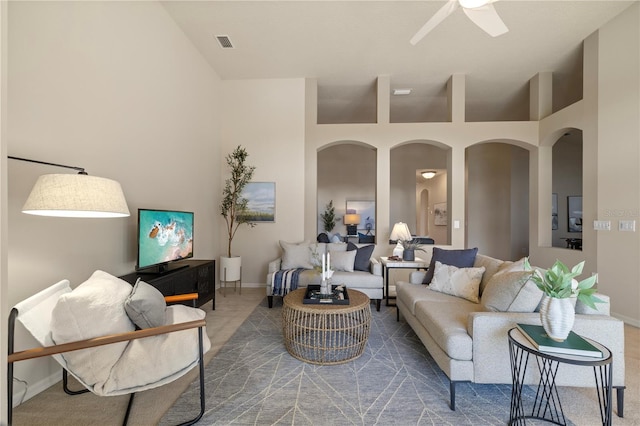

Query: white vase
[[539, 295, 575, 342], [220, 256, 242, 282]]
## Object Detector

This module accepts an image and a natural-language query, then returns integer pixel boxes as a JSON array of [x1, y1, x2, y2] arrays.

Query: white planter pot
[[539, 295, 575, 342], [220, 256, 242, 282]]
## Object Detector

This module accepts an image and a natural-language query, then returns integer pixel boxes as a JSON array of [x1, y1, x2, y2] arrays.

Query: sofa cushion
[[50, 270, 135, 389], [396, 282, 461, 315], [423, 247, 478, 284], [280, 240, 313, 269], [124, 278, 167, 329], [414, 298, 483, 361], [473, 254, 506, 294], [347, 242, 375, 271], [481, 271, 543, 312], [429, 261, 485, 303], [329, 250, 356, 272]]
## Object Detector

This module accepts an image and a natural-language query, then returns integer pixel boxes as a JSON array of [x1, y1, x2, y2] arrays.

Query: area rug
[[160, 299, 532, 425]]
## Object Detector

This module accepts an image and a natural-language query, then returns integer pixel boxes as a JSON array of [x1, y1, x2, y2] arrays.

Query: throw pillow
[[423, 247, 479, 284], [347, 242, 375, 271], [330, 233, 342, 243], [481, 270, 543, 312], [124, 278, 167, 329], [429, 261, 485, 303], [280, 240, 314, 270], [317, 233, 330, 243], [329, 250, 357, 272]]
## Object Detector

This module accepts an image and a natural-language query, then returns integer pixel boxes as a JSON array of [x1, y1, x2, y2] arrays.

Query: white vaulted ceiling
[[161, 1, 634, 123]]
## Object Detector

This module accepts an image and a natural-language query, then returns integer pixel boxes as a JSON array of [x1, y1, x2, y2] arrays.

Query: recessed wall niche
[[317, 143, 377, 237], [551, 130, 583, 250]]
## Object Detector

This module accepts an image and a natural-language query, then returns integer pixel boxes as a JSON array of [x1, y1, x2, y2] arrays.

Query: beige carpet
[[10, 287, 640, 425]]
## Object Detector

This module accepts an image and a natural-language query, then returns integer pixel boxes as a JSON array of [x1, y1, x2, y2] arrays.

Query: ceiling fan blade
[[463, 3, 508, 37], [410, 0, 459, 46]]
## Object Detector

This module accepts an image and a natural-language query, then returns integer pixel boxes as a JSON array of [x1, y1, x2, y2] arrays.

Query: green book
[[516, 323, 603, 358]]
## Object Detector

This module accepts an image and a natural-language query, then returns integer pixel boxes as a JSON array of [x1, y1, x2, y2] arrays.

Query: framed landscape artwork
[[240, 182, 275, 222], [552, 193, 558, 230], [434, 202, 447, 226], [568, 195, 582, 232]]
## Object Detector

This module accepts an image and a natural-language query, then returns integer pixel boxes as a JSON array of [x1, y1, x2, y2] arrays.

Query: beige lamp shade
[[22, 174, 130, 218], [343, 214, 361, 225], [389, 222, 412, 241]]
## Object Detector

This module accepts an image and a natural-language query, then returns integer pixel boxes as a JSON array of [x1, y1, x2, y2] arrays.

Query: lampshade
[[343, 214, 361, 225], [22, 174, 130, 218], [421, 171, 436, 179], [389, 222, 411, 241]]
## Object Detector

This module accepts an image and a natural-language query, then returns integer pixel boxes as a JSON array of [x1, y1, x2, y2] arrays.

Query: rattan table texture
[[282, 288, 371, 365]]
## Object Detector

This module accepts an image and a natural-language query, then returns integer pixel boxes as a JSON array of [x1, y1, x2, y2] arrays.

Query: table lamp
[[344, 214, 361, 236], [389, 222, 411, 257]]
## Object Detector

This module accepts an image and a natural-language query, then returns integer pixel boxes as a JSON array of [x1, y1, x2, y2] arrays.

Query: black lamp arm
[[8, 156, 87, 175]]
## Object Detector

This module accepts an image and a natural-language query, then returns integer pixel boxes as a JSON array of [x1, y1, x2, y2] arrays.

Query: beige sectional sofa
[[396, 252, 626, 415], [266, 241, 383, 310]]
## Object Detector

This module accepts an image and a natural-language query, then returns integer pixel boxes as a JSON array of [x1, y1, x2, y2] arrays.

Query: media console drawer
[[119, 259, 215, 309]]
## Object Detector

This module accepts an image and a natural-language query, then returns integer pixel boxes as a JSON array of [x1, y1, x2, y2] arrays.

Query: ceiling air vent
[[215, 35, 234, 49]]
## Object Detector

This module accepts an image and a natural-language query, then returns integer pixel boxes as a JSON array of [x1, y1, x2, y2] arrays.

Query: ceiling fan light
[[459, 0, 489, 9]]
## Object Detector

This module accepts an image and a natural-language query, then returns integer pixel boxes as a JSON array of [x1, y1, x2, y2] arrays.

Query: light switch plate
[[593, 220, 611, 231], [619, 220, 636, 232]]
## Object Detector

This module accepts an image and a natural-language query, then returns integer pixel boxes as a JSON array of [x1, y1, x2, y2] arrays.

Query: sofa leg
[[375, 299, 381, 312], [396, 306, 399, 322], [450, 381, 456, 411], [615, 386, 625, 417], [267, 295, 273, 308]]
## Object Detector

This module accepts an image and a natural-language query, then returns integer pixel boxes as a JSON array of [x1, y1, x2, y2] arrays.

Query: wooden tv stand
[[119, 259, 215, 309]]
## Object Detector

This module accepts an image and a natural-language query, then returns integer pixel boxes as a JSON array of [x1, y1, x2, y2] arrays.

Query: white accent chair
[[7, 271, 210, 425]]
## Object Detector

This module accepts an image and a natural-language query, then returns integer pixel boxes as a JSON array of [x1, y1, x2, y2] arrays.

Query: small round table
[[508, 327, 613, 426], [282, 288, 371, 365]]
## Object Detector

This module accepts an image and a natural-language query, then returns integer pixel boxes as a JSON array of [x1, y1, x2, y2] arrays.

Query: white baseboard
[[12, 369, 61, 407], [612, 311, 640, 328]]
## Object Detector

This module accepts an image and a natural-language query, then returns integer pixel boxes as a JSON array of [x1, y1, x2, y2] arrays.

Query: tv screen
[[137, 209, 194, 271]]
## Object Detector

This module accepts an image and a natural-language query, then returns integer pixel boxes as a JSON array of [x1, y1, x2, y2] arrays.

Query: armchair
[[7, 271, 211, 425]]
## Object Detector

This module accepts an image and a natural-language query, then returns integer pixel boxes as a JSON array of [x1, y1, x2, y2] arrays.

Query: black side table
[[508, 327, 613, 426]]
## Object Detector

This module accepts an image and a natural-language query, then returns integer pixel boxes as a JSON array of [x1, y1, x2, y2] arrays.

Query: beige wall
[[219, 78, 306, 284], [4, 0, 220, 407], [595, 3, 640, 325]]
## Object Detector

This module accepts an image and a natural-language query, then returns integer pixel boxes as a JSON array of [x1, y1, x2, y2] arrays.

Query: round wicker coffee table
[[282, 288, 371, 365]]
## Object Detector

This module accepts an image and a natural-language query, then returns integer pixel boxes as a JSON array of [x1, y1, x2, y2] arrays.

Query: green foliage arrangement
[[401, 240, 426, 252], [321, 200, 337, 232], [220, 145, 256, 257], [524, 258, 603, 309]]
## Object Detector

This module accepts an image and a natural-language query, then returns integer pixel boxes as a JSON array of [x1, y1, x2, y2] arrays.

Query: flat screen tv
[[137, 209, 194, 273]]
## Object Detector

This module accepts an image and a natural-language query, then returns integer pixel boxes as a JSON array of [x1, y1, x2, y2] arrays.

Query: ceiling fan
[[410, 0, 508, 45]]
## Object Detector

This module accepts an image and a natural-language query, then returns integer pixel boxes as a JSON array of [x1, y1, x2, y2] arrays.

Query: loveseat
[[266, 241, 383, 310], [396, 249, 626, 415]]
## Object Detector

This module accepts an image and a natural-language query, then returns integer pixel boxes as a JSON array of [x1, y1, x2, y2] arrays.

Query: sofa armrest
[[410, 271, 427, 284], [576, 293, 610, 315], [469, 311, 625, 387], [268, 258, 282, 273], [370, 258, 382, 276]]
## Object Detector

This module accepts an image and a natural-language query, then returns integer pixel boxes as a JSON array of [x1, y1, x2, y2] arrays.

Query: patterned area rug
[[160, 299, 520, 425]]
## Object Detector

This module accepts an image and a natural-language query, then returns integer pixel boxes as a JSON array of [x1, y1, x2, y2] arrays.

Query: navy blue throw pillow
[[347, 242, 376, 272], [422, 247, 479, 284]]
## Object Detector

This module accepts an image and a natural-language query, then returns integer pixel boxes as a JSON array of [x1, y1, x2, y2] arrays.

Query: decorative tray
[[303, 285, 350, 305]]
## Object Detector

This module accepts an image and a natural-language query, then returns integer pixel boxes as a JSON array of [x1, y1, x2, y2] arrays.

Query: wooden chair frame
[[7, 293, 206, 426]]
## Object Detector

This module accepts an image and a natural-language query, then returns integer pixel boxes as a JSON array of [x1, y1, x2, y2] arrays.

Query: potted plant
[[401, 239, 425, 261], [321, 200, 337, 233], [524, 258, 602, 341], [220, 145, 255, 289]]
